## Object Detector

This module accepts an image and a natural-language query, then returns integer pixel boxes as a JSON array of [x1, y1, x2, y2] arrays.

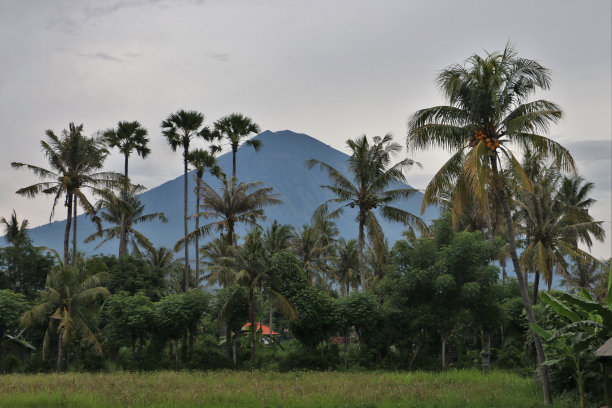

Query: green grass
[[0, 369, 574, 408]]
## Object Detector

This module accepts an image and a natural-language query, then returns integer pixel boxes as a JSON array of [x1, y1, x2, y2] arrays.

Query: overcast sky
[[1, 0, 610, 259]]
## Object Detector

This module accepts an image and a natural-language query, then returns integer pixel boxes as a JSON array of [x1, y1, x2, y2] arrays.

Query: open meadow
[[0, 369, 576, 408]]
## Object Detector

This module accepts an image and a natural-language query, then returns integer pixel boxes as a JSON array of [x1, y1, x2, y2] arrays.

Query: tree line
[[1, 45, 610, 407]]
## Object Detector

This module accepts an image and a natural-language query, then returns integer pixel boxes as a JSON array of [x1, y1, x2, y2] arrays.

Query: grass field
[[0, 369, 575, 408]]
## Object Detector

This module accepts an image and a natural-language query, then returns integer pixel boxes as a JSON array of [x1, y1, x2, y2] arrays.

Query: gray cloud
[[78, 52, 123, 62], [212, 53, 230, 62], [563, 140, 612, 161]]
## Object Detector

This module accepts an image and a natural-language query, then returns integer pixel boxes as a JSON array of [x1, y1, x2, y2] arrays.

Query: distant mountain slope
[[22, 130, 438, 256]]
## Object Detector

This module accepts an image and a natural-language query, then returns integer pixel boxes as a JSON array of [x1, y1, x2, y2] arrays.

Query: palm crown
[[308, 134, 424, 290]]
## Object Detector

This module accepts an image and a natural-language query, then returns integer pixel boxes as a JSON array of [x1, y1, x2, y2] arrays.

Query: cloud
[[212, 53, 231, 62], [78, 52, 123, 62], [563, 139, 612, 162], [83, 0, 165, 19]]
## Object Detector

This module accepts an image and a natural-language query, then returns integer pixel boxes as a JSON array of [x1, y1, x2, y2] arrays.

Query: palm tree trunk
[[357, 213, 367, 291], [269, 303, 273, 335], [183, 150, 189, 291], [441, 332, 447, 370], [72, 194, 77, 266], [533, 270, 540, 305], [232, 146, 237, 178], [64, 194, 73, 266], [56, 327, 64, 373], [492, 160, 553, 405], [119, 154, 129, 257], [249, 287, 257, 363], [195, 179, 201, 289]]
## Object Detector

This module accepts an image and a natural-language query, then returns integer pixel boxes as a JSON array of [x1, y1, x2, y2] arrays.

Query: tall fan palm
[[20, 254, 110, 372], [308, 134, 424, 290], [186, 148, 223, 288], [103, 121, 150, 257], [84, 184, 167, 256], [214, 113, 261, 177], [12, 123, 117, 266], [406, 45, 573, 404], [161, 110, 207, 291]]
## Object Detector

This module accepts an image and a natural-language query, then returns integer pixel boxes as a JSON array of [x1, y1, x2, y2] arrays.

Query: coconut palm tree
[[186, 148, 223, 288], [161, 110, 207, 291], [103, 121, 151, 257], [84, 184, 167, 255], [179, 177, 281, 248], [218, 229, 295, 363], [406, 44, 574, 404], [20, 254, 110, 372], [201, 237, 236, 288], [0, 211, 29, 245], [12, 123, 117, 266], [308, 134, 424, 290], [333, 238, 359, 296], [291, 223, 333, 286], [214, 113, 261, 178], [515, 164, 604, 300]]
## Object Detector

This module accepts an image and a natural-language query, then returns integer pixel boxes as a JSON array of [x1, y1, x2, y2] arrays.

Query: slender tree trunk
[[119, 154, 129, 257], [232, 146, 237, 178], [441, 332, 447, 370], [481, 333, 491, 375], [269, 303, 273, 335], [501, 260, 507, 283], [64, 194, 73, 266], [72, 194, 77, 266], [183, 149, 189, 291], [532, 270, 540, 305], [195, 174, 201, 289], [492, 159, 553, 405], [232, 335, 237, 366], [344, 330, 348, 368], [249, 287, 257, 363], [357, 212, 367, 291], [56, 327, 64, 373]]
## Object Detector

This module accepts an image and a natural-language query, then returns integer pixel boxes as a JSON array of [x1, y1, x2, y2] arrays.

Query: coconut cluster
[[469, 130, 500, 151]]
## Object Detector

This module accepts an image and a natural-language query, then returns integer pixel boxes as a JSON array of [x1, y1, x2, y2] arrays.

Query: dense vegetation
[[1, 45, 610, 407]]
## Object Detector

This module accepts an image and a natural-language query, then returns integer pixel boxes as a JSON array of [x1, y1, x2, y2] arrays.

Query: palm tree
[[161, 110, 207, 291], [0, 211, 29, 245], [183, 176, 280, 358], [180, 177, 281, 248], [406, 45, 573, 405], [308, 134, 424, 290], [291, 224, 333, 286], [214, 113, 261, 177], [219, 229, 295, 363], [12, 123, 117, 266], [84, 184, 167, 255], [103, 121, 151, 257], [262, 221, 294, 330], [20, 254, 110, 372], [186, 148, 223, 288], [515, 165, 604, 300], [201, 237, 236, 288], [333, 238, 359, 296]]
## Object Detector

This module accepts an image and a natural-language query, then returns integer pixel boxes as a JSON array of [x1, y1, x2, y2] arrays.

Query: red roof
[[242, 322, 279, 335]]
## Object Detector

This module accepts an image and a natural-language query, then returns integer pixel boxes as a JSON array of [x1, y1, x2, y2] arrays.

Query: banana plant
[[531, 266, 611, 408]]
